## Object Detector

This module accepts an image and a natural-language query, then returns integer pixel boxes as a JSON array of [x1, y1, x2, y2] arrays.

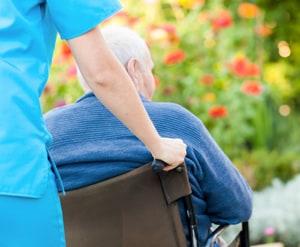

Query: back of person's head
[[77, 26, 152, 92]]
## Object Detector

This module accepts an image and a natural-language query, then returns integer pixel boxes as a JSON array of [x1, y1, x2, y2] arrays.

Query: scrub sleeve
[[0, 1, 122, 247]]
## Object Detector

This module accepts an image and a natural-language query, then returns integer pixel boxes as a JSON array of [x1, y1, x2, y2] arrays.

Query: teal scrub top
[[0, 0, 122, 198]]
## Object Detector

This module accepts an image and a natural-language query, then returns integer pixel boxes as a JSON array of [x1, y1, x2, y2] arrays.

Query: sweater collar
[[76, 92, 150, 104]]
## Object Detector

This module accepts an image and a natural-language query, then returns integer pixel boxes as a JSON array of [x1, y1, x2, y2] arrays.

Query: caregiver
[[0, 1, 187, 246]]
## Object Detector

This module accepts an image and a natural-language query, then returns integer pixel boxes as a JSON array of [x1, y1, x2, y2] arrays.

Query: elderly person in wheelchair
[[45, 27, 252, 247]]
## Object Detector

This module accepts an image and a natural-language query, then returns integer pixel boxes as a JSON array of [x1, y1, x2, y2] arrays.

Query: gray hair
[[77, 26, 151, 91]]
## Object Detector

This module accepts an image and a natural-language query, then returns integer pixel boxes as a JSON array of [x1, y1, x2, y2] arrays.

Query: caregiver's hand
[[68, 27, 187, 170], [151, 137, 187, 171]]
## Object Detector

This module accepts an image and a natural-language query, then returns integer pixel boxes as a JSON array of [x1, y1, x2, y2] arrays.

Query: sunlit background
[[42, 1, 300, 245]]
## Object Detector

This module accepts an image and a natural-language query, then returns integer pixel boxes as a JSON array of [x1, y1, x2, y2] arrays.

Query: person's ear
[[126, 58, 139, 87]]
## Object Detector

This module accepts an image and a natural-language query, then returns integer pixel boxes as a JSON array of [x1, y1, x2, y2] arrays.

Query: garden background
[[42, 0, 300, 245]]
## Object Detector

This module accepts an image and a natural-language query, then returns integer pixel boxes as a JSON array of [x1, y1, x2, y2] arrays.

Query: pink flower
[[264, 227, 275, 236], [54, 99, 66, 108], [67, 65, 77, 79]]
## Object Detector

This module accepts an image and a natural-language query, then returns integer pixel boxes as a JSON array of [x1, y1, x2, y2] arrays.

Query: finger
[[163, 163, 179, 171]]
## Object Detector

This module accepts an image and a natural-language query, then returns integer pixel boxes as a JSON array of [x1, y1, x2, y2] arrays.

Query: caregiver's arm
[[68, 27, 186, 169]]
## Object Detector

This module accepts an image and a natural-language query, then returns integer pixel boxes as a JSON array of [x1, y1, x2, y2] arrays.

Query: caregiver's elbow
[[85, 70, 117, 89]]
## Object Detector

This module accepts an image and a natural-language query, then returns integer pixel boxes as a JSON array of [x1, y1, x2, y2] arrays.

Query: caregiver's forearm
[[68, 27, 162, 156]]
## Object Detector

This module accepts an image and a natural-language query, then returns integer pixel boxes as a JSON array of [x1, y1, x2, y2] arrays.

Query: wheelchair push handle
[[151, 159, 199, 247], [151, 159, 184, 173]]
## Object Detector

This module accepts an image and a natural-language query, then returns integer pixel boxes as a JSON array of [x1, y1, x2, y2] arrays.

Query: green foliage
[[234, 150, 300, 190]]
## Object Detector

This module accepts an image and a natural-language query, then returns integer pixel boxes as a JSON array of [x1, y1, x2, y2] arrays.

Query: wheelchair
[[60, 160, 250, 247]]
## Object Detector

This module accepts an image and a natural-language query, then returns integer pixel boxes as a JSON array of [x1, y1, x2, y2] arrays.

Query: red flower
[[211, 11, 232, 31], [230, 57, 248, 77], [208, 105, 228, 119], [61, 42, 72, 60], [200, 74, 214, 86], [229, 57, 260, 77], [164, 50, 186, 65], [241, 80, 263, 96], [246, 63, 260, 77]]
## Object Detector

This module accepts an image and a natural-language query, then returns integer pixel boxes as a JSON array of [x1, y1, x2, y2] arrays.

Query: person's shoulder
[[145, 100, 203, 131], [146, 101, 192, 118], [43, 101, 87, 132], [44, 103, 76, 121], [44, 93, 95, 121]]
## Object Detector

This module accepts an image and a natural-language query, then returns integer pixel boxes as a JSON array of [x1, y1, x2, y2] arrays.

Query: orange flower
[[241, 80, 263, 96], [208, 105, 228, 119], [44, 84, 53, 94], [256, 25, 272, 37], [229, 57, 260, 77], [238, 3, 260, 19], [198, 11, 210, 23], [200, 74, 214, 86], [211, 10, 232, 31], [61, 42, 72, 60], [164, 50, 186, 65], [202, 92, 216, 103], [127, 16, 140, 26]]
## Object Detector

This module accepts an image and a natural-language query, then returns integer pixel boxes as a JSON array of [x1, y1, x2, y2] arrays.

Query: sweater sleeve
[[173, 106, 253, 225]]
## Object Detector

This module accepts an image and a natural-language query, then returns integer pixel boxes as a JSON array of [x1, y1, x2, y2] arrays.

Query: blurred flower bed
[[43, 1, 300, 193], [225, 173, 300, 246]]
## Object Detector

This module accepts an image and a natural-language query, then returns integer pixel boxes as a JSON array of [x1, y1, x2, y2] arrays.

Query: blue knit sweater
[[45, 93, 252, 245]]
